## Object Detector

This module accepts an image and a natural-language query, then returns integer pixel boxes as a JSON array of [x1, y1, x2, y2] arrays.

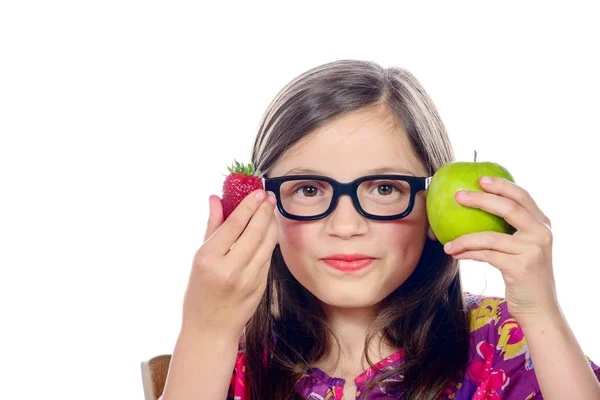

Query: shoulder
[[463, 292, 527, 361], [461, 292, 541, 396], [464, 291, 506, 330], [461, 291, 600, 397], [463, 291, 532, 367], [228, 333, 271, 399], [464, 291, 520, 355], [224, 335, 248, 399]]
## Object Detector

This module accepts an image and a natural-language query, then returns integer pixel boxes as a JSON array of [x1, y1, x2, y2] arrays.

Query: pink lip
[[323, 254, 374, 261], [321, 254, 376, 272]]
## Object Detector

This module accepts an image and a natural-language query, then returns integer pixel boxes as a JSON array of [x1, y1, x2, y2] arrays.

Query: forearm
[[161, 328, 240, 400], [520, 306, 600, 399]]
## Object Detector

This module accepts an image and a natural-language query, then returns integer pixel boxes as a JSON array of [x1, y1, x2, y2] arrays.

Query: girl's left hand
[[443, 176, 559, 326]]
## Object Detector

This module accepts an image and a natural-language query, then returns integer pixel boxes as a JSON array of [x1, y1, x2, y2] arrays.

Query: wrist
[[179, 323, 243, 347], [515, 304, 565, 332]]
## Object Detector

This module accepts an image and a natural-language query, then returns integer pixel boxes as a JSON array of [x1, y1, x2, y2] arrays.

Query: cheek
[[385, 219, 427, 243], [379, 212, 429, 260], [275, 216, 320, 284], [276, 214, 315, 255]]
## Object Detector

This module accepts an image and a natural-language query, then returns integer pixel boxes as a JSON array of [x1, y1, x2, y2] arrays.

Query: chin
[[313, 285, 392, 309]]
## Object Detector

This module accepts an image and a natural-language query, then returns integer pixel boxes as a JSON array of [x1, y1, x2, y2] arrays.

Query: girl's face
[[267, 106, 432, 309]]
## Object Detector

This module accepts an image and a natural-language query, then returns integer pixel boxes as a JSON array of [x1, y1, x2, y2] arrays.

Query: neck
[[315, 303, 398, 378]]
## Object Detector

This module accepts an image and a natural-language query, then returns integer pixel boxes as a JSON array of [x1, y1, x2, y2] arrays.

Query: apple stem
[[474, 150, 477, 162]]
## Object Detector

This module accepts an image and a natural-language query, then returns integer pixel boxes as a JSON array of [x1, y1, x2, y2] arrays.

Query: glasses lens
[[279, 179, 333, 217], [278, 178, 412, 218], [357, 179, 411, 216]]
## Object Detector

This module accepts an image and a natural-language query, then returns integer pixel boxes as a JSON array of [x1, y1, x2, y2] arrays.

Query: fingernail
[[266, 191, 277, 206], [455, 191, 467, 200], [255, 190, 266, 201], [444, 241, 452, 252], [480, 176, 492, 184]]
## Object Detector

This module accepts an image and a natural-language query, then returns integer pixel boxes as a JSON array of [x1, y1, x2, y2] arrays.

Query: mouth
[[321, 254, 376, 272]]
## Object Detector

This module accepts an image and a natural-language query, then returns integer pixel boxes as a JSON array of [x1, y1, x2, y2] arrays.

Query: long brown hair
[[246, 60, 470, 399]]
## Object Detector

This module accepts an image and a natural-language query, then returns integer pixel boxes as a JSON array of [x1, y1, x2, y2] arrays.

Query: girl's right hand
[[180, 189, 278, 340]]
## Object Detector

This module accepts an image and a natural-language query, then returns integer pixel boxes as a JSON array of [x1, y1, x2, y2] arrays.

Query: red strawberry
[[221, 160, 264, 220]]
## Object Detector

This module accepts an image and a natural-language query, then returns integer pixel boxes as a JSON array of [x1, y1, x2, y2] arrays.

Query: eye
[[372, 184, 398, 196], [295, 185, 320, 197]]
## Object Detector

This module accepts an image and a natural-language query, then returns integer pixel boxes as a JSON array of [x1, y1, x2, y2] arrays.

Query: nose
[[325, 195, 368, 239]]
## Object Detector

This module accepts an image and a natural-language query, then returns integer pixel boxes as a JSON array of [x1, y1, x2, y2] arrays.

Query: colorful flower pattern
[[158, 292, 600, 399]]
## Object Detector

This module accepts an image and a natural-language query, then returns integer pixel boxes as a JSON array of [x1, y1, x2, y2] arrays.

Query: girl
[[160, 60, 600, 399]]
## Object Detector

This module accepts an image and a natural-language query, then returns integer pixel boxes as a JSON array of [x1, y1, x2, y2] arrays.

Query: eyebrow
[[282, 166, 417, 177]]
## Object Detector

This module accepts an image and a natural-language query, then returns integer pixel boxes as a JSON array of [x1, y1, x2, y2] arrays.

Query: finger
[[444, 231, 527, 256], [259, 256, 273, 285], [478, 177, 551, 228], [253, 258, 272, 298], [228, 192, 276, 265], [203, 195, 224, 243], [455, 190, 547, 236], [451, 249, 512, 273], [246, 213, 278, 275], [205, 189, 267, 255], [248, 216, 278, 287]]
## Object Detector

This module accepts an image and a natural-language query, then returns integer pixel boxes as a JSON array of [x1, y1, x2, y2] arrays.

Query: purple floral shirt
[[160, 292, 600, 399]]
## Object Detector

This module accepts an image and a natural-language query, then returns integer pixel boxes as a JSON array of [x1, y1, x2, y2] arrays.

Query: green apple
[[426, 159, 516, 245]]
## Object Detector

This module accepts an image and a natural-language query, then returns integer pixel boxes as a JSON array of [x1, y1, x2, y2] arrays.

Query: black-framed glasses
[[262, 174, 432, 221]]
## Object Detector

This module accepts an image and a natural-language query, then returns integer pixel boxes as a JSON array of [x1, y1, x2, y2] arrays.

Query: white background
[[1, 1, 599, 399]]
